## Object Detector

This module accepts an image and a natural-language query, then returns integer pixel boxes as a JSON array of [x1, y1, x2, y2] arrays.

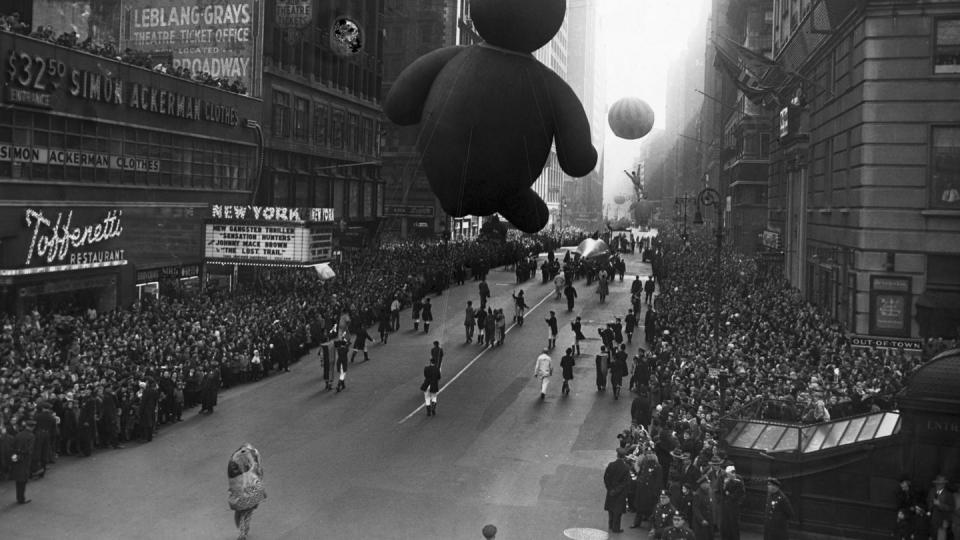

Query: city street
[[0, 250, 680, 540]]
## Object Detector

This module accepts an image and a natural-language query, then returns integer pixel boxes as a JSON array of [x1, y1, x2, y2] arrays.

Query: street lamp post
[[693, 187, 726, 415]]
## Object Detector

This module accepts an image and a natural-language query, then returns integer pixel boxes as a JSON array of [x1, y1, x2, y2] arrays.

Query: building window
[[931, 126, 960, 209], [934, 19, 960, 74], [272, 91, 291, 138], [331, 110, 344, 149], [293, 97, 309, 141], [313, 103, 328, 148]]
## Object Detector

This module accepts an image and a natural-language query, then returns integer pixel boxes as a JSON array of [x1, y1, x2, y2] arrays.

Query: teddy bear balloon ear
[[471, 0, 566, 53]]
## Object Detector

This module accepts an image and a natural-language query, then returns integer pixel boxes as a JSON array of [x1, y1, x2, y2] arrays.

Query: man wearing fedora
[[720, 464, 745, 540], [11, 419, 35, 504], [604, 447, 633, 533], [763, 477, 793, 539], [927, 474, 954, 540]]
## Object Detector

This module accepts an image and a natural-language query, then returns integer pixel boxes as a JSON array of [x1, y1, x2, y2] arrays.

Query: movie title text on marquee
[[5, 48, 240, 126], [24, 208, 125, 267]]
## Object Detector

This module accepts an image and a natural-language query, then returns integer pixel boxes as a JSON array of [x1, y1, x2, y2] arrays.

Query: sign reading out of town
[[206, 205, 336, 263], [22, 208, 126, 268], [4, 46, 242, 125]]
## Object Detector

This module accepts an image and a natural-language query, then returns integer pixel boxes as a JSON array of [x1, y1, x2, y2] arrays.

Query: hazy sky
[[598, 0, 706, 214]]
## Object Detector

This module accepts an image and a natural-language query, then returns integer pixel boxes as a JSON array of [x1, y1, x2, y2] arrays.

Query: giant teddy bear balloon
[[383, 0, 598, 233]]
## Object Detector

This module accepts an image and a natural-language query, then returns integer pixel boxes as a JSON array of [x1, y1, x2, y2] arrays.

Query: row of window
[[271, 90, 380, 157], [0, 110, 253, 190], [271, 173, 381, 220], [270, 28, 381, 102]]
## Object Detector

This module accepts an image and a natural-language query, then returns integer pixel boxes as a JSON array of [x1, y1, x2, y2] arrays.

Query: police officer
[[763, 477, 793, 540]]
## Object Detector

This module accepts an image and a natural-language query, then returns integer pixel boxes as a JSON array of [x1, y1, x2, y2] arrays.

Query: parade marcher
[[644, 276, 656, 305], [495, 309, 507, 346], [350, 324, 373, 363], [625, 309, 638, 344], [545, 311, 559, 350], [560, 348, 575, 396], [479, 278, 491, 310], [764, 477, 793, 540], [554, 272, 565, 300], [631, 275, 643, 299], [390, 296, 401, 331], [664, 511, 696, 540], [476, 305, 487, 345], [319, 341, 333, 391], [928, 474, 954, 540], [645, 307, 658, 345], [227, 443, 266, 540], [421, 358, 441, 416], [633, 450, 664, 528], [534, 349, 553, 400], [597, 270, 610, 303], [412, 297, 423, 331], [564, 281, 578, 312], [139, 379, 159, 442], [692, 476, 716, 540], [512, 290, 527, 326], [610, 317, 624, 344], [595, 346, 609, 392], [611, 344, 629, 400], [335, 338, 349, 392], [377, 309, 391, 344], [571, 316, 586, 355], [464, 301, 476, 344], [649, 490, 679, 539], [11, 419, 34, 504], [421, 298, 434, 333], [431, 341, 444, 373], [484, 307, 496, 347], [721, 465, 745, 540], [604, 447, 633, 533]]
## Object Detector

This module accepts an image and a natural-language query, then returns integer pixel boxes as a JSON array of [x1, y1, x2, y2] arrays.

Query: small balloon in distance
[[613, 195, 626, 205], [608, 97, 655, 140]]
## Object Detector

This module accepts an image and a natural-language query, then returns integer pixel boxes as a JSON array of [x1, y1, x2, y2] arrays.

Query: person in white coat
[[534, 349, 553, 400]]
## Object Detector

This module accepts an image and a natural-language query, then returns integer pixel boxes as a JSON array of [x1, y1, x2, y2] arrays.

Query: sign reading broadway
[[121, 0, 263, 96]]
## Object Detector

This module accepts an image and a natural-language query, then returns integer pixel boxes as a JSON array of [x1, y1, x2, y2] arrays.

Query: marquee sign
[[210, 204, 335, 223], [204, 223, 333, 263]]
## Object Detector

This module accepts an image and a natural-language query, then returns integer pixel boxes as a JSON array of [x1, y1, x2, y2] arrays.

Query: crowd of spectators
[[0, 233, 567, 482], [1, 12, 248, 95]]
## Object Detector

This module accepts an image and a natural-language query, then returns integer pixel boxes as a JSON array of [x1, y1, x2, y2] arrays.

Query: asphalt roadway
[[0, 246, 770, 540]]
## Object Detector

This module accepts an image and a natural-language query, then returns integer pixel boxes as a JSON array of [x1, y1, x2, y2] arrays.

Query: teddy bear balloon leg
[[499, 188, 550, 234]]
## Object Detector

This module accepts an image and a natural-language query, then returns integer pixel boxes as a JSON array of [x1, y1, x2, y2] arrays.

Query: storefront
[[0, 31, 262, 314]]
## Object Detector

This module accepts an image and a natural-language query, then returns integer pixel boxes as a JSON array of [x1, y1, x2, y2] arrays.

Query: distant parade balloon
[[331, 17, 363, 57], [608, 97, 655, 140], [613, 195, 626, 205]]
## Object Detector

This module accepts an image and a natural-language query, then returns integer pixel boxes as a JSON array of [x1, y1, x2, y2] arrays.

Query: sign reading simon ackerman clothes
[[120, 0, 264, 96], [0, 144, 160, 172]]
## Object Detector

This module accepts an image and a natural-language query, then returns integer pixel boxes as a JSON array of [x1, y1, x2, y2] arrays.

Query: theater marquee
[[204, 205, 336, 265]]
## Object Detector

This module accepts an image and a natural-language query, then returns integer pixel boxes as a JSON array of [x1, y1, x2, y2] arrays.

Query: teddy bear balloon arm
[[548, 78, 598, 177], [384, 46, 468, 126]]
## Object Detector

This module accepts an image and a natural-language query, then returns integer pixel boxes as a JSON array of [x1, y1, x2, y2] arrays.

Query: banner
[[121, 0, 263, 96]]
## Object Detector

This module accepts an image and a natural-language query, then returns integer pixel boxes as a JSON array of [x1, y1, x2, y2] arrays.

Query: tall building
[[0, 9, 262, 314], [564, 0, 605, 230], [261, 0, 386, 247], [766, 0, 960, 340], [380, 0, 458, 240], [532, 12, 570, 227]]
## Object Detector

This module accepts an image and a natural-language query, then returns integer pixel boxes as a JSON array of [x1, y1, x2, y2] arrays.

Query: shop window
[[931, 126, 960, 209], [295, 177, 309, 206], [934, 19, 960, 74], [315, 178, 331, 207], [929, 255, 960, 291]]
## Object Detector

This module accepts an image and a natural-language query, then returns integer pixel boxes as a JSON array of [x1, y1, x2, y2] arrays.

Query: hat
[[709, 455, 724, 466], [933, 474, 949, 485], [670, 448, 684, 460], [659, 489, 670, 497], [672, 510, 685, 519], [616, 447, 630, 457], [767, 477, 782, 488], [725, 465, 736, 474]]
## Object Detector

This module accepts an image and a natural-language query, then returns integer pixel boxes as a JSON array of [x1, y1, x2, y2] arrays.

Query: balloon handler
[[227, 443, 267, 540]]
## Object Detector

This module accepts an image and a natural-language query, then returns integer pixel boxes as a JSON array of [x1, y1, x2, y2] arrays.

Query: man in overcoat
[[139, 379, 159, 442], [604, 447, 633, 533], [11, 420, 35, 504], [720, 465, 745, 540]]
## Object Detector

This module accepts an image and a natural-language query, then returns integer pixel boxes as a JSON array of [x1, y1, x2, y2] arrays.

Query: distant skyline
[[598, 0, 706, 213]]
